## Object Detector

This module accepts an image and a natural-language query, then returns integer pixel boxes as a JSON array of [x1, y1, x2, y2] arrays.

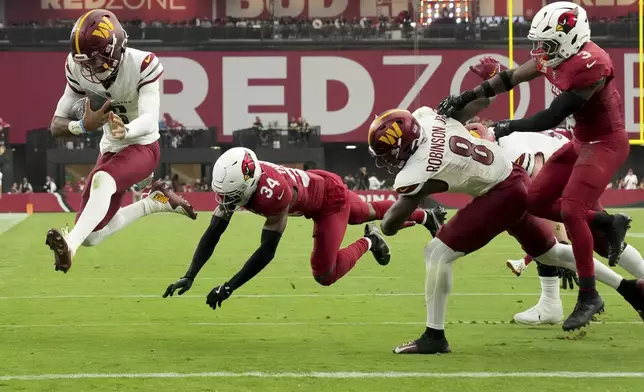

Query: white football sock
[[424, 239, 464, 330], [66, 171, 117, 253], [536, 242, 623, 290], [82, 199, 151, 247], [618, 245, 644, 278], [537, 276, 560, 306]]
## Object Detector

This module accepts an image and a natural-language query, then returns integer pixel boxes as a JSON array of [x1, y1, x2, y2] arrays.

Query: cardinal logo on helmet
[[241, 152, 256, 181], [556, 8, 578, 33]]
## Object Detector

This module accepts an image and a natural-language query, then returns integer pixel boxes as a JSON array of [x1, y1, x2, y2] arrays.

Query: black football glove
[[163, 277, 194, 298], [206, 283, 233, 310], [558, 267, 579, 290], [437, 94, 467, 118], [492, 120, 513, 140]]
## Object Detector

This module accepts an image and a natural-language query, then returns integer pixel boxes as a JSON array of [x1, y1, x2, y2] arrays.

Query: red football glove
[[469, 57, 503, 81]]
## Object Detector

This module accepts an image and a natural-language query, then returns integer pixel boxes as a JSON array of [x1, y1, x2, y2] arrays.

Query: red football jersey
[[543, 41, 625, 142], [245, 162, 327, 218]]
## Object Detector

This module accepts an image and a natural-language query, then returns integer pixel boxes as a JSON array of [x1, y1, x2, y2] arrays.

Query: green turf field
[[1, 210, 644, 391]]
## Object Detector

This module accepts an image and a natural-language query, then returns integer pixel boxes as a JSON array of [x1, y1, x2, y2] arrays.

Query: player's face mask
[[214, 187, 248, 214], [531, 40, 563, 69], [369, 145, 405, 174]]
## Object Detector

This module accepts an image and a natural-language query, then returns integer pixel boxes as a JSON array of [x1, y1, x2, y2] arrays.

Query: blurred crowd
[[253, 116, 311, 148], [344, 167, 388, 191]]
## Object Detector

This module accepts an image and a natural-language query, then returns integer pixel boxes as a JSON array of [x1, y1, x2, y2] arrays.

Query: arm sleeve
[[507, 91, 586, 133], [54, 84, 85, 119], [227, 229, 282, 291], [124, 79, 160, 139], [184, 214, 230, 279]]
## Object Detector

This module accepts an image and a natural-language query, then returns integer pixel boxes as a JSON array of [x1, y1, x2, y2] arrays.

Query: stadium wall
[[3, 190, 644, 213], [0, 48, 642, 144]]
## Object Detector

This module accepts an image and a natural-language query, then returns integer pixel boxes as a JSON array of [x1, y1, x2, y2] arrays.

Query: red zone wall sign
[[0, 49, 641, 144], [2, 190, 644, 213]]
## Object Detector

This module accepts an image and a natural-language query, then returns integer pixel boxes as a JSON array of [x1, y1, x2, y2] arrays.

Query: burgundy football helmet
[[368, 109, 423, 171], [465, 123, 496, 143], [70, 9, 128, 83]]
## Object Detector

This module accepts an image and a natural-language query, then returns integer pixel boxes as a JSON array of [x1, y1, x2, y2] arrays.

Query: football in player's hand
[[87, 91, 112, 113], [69, 93, 112, 121]]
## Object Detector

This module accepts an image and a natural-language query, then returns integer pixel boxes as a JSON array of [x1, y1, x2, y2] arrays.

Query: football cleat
[[393, 333, 451, 354], [562, 291, 605, 331], [513, 302, 564, 325], [423, 206, 447, 237], [617, 278, 644, 322], [365, 223, 391, 266], [607, 213, 631, 266], [506, 259, 528, 277], [45, 226, 75, 273], [146, 180, 198, 220]]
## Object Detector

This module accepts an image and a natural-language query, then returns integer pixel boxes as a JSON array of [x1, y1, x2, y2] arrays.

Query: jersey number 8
[[448, 136, 494, 166]]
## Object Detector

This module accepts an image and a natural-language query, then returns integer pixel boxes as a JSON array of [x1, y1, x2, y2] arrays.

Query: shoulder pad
[[65, 54, 84, 95], [138, 52, 164, 91]]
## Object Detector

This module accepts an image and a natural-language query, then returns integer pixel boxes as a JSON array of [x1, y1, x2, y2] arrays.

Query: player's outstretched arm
[[381, 181, 446, 236], [205, 211, 287, 310], [162, 207, 232, 298], [494, 78, 606, 138], [439, 60, 540, 118], [448, 97, 494, 125]]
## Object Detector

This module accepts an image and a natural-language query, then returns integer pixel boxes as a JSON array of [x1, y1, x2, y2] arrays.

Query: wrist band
[[68, 120, 86, 135]]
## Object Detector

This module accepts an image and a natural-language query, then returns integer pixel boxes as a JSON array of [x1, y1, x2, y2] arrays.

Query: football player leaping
[[163, 147, 447, 308], [439, 2, 631, 329], [46, 9, 196, 273], [368, 101, 644, 354]]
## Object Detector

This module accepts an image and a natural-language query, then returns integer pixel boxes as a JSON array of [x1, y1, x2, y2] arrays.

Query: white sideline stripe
[[627, 233, 644, 238], [0, 292, 620, 300], [2, 371, 644, 381], [0, 213, 28, 235], [1, 320, 641, 329]]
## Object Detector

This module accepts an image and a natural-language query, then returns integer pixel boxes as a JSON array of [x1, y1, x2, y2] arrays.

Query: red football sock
[[562, 201, 596, 291], [370, 200, 395, 220], [322, 238, 370, 285], [409, 209, 427, 224], [523, 254, 533, 266]]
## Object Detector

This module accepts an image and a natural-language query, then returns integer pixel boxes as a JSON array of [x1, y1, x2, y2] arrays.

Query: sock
[[618, 244, 644, 278], [410, 209, 428, 225], [82, 199, 152, 247], [322, 238, 370, 285], [561, 201, 595, 290], [616, 279, 637, 300], [537, 276, 561, 306], [424, 327, 445, 340], [424, 240, 462, 330], [524, 254, 534, 266], [67, 171, 117, 252], [588, 210, 613, 231], [363, 236, 372, 250], [370, 200, 395, 220]]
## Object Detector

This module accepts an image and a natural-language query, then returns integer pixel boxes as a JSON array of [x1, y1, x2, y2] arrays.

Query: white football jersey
[[498, 129, 570, 176], [61, 47, 163, 153], [394, 107, 512, 198]]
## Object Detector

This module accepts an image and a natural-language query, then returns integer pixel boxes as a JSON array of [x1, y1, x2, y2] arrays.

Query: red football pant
[[76, 142, 160, 232], [526, 133, 629, 283], [311, 192, 426, 285]]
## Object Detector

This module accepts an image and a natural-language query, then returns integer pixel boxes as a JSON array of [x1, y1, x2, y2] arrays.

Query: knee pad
[[424, 238, 463, 265], [91, 171, 117, 193], [313, 272, 334, 287]]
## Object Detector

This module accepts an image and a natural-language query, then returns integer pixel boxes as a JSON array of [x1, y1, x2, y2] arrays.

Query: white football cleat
[[506, 259, 527, 277], [513, 302, 564, 325]]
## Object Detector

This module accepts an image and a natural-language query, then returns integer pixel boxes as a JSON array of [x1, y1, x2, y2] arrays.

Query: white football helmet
[[211, 147, 262, 213], [528, 2, 590, 69]]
